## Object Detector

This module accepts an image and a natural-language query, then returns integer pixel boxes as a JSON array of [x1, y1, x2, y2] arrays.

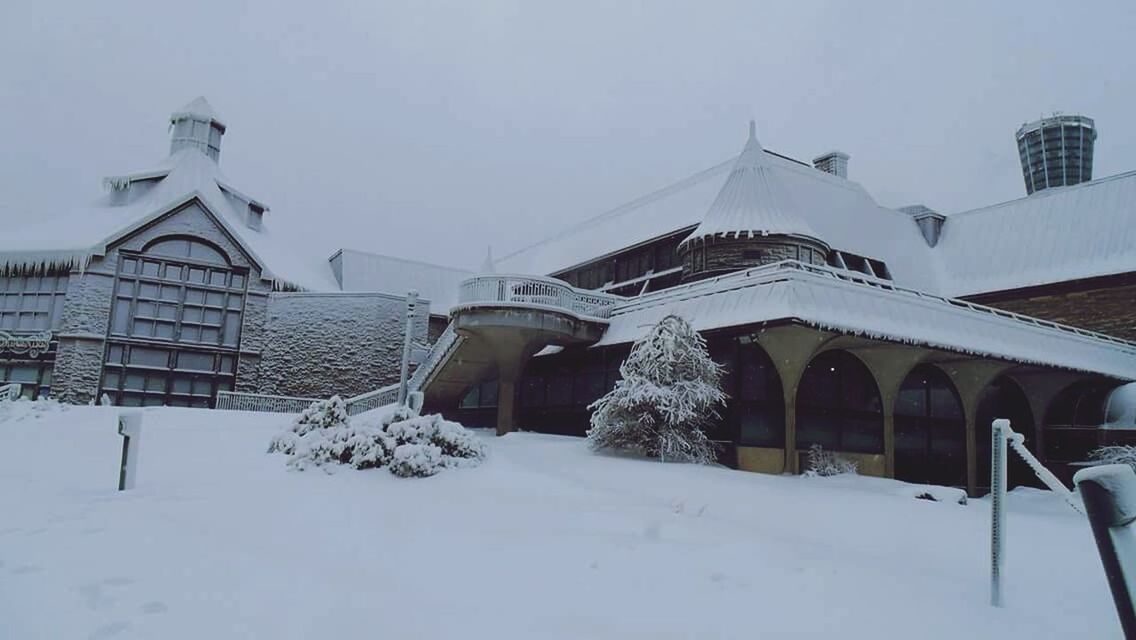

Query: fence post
[[117, 410, 143, 491], [991, 418, 1009, 607], [397, 291, 419, 406]]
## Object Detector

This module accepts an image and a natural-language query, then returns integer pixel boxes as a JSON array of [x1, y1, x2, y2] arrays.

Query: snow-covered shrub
[[587, 314, 726, 464], [268, 397, 485, 476], [803, 444, 858, 477], [0, 397, 69, 423], [1089, 445, 1136, 471], [389, 443, 444, 478]]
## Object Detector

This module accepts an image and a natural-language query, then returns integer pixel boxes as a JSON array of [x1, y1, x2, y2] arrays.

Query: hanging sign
[[0, 331, 52, 358]]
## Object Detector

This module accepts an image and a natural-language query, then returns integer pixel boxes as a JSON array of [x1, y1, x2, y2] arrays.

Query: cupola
[[169, 97, 226, 163]]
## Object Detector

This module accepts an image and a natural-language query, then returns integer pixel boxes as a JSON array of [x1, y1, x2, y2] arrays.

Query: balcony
[[454, 274, 620, 320]]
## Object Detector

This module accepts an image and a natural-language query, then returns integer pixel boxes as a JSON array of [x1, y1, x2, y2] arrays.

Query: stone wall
[[259, 292, 430, 398], [680, 235, 829, 281], [970, 282, 1136, 341]]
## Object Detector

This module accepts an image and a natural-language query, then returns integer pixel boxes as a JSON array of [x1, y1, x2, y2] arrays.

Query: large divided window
[[0, 274, 69, 332], [894, 365, 965, 486], [102, 237, 247, 407]]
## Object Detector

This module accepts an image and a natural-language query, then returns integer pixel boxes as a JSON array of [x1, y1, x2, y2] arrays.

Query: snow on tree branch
[[586, 314, 725, 464]]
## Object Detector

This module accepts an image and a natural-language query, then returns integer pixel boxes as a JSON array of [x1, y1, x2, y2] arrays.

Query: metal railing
[[455, 274, 620, 320], [609, 260, 1136, 350], [215, 391, 322, 414], [345, 384, 400, 416], [407, 323, 462, 393], [0, 383, 21, 401]]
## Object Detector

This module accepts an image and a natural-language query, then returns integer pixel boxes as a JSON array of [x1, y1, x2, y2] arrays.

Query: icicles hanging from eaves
[[0, 250, 93, 276]]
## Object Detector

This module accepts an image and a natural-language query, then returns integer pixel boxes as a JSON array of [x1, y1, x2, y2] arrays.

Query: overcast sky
[[2, 0, 1132, 270]]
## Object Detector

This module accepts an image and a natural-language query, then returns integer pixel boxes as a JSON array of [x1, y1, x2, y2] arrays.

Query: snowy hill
[[0, 404, 1120, 638]]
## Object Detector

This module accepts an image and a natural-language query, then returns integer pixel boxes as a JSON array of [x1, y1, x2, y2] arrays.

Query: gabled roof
[[598, 261, 1136, 380], [0, 148, 336, 290], [681, 122, 819, 247], [936, 170, 1136, 297]]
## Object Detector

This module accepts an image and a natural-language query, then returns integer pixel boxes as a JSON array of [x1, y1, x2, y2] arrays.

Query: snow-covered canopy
[[680, 121, 820, 248], [0, 104, 337, 291], [331, 249, 471, 313], [597, 261, 1136, 380]]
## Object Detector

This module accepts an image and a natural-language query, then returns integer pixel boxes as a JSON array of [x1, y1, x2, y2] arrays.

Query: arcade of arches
[[447, 323, 1126, 495]]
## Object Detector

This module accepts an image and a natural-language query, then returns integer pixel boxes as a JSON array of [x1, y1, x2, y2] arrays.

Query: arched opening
[[1044, 381, 1113, 479], [894, 365, 966, 487], [976, 376, 1041, 490], [796, 350, 884, 461], [100, 235, 248, 407], [708, 335, 784, 468]]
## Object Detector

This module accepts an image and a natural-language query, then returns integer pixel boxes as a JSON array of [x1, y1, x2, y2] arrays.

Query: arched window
[[1044, 381, 1113, 467], [710, 337, 784, 449], [143, 237, 230, 265], [976, 376, 1040, 491], [894, 365, 966, 486], [101, 235, 248, 408], [796, 350, 883, 454]]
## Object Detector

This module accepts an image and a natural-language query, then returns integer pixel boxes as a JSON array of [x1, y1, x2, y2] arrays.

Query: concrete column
[[496, 378, 517, 437], [756, 327, 836, 474], [851, 347, 931, 478], [940, 360, 1014, 495]]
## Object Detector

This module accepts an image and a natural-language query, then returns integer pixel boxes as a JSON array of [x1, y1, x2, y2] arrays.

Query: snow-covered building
[[0, 99, 460, 406], [430, 121, 1136, 494], [5, 101, 1136, 495]]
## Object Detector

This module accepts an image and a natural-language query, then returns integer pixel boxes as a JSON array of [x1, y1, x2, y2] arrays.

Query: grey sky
[[2, 0, 1133, 270]]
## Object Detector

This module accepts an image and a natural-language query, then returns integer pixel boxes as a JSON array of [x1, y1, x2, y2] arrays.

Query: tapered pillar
[[940, 360, 1014, 495], [851, 347, 931, 478], [756, 326, 836, 474]]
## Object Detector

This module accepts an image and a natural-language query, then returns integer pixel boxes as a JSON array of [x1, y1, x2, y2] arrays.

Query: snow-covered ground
[[0, 403, 1120, 638]]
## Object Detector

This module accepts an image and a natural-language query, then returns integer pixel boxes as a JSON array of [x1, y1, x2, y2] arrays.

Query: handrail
[[0, 383, 21, 401], [608, 260, 1136, 350], [455, 274, 621, 320], [215, 390, 321, 414], [407, 323, 462, 393]]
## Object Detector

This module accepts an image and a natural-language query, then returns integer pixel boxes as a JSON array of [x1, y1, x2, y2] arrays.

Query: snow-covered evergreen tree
[[587, 314, 725, 463]]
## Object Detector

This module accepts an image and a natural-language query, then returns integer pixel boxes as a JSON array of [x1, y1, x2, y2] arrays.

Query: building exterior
[[0, 99, 468, 406], [1016, 114, 1096, 194], [4, 102, 1136, 497]]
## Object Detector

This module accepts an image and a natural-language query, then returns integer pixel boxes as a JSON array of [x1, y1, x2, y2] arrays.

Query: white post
[[117, 410, 143, 491], [397, 291, 419, 406], [991, 418, 1009, 607]]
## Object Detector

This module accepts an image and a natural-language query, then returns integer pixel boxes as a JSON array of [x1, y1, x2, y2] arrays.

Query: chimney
[[169, 97, 226, 163], [899, 204, 946, 247], [812, 151, 850, 178]]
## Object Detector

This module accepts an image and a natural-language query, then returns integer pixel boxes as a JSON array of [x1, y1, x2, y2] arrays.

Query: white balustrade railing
[[1, 383, 21, 401], [456, 274, 620, 320], [215, 390, 322, 414]]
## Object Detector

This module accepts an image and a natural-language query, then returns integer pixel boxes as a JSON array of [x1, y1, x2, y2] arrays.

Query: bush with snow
[[0, 396, 70, 424], [268, 397, 485, 476], [1089, 445, 1136, 471], [803, 444, 858, 477], [587, 314, 726, 464]]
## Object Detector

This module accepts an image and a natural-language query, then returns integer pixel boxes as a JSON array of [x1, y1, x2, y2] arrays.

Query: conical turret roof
[[680, 121, 818, 247]]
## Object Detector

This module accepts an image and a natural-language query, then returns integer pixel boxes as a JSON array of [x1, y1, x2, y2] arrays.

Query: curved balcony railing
[[456, 274, 620, 320]]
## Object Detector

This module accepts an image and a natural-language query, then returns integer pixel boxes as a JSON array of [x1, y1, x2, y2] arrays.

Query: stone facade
[[680, 235, 829, 281], [968, 279, 1136, 342], [258, 292, 430, 398]]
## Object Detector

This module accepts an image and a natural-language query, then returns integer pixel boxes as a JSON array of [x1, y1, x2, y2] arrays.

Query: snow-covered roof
[[936, 170, 1136, 297], [494, 125, 938, 291], [171, 96, 226, 130], [331, 249, 471, 313], [681, 122, 820, 247], [597, 261, 1136, 380], [0, 147, 337, 291]]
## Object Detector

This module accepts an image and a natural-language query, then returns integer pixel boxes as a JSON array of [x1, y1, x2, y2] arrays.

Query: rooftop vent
[[899, 204, 946, 247], [812, 151, 850, 179]]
